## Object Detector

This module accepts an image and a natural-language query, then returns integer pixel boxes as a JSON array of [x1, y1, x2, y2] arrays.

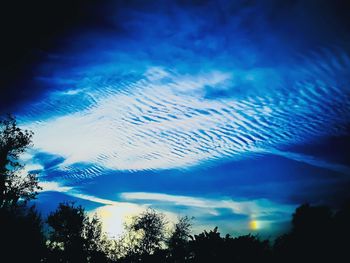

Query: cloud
[[38, 180, 294, 237], [89, 191, 293, 237], [11, 0, 349, 175], [39, 181, 73, 193], [268, 149, 350, 174], [120, 192, 294, 219], [89, 203, 180, 238], [40, 181, 118, 206], [119, 191, 295, 235], [5, 0, 350, 239], [4, 0, 350, 114], [39, 180, 150, 237], [20, 57, 349, 174]]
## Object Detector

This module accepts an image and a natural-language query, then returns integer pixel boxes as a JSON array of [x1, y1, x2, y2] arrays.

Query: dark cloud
[[1, 0, 350, 113], [283, 134, 350, 167], [0, 0, 116, 113]]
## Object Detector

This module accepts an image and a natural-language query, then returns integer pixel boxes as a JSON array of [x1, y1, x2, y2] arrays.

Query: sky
[[1, 0, 350, 238]]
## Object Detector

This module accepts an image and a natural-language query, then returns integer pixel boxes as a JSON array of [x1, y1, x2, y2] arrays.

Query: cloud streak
[[120, 192, 294, 219], [39, 182, 294, 237]]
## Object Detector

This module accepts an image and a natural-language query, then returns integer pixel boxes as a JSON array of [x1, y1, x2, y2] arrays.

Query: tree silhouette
[[0, 205, 47, 262], [123, 208, 167, 261], [228, 234, 271, 263], [47, 202, 110, 262], [84, 214, 114, 262], [188, 227, 226, 262], [47, 202, 87, 262], [274, 203, 334, 263], [0, 115, 46, 262], [333, 201, 350, 262], [187, 227, 271, 263], [167, 216, 192, 262], [0, 115, 41, 209]]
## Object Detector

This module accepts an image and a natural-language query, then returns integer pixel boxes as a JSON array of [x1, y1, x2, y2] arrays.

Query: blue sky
[[2, 0, 350, 237]]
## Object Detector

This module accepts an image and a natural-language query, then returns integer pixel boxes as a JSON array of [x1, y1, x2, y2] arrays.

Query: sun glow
[[249, 220, 260, 231], [91, 204, 146, 238]]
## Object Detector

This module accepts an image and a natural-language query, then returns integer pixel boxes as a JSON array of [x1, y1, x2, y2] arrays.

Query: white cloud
[[38, 181, 149, 237], [39, 181, 73, 193], [90, 203, 148, 238], [22, 66, 349, 174], [119, 192, 295, 236], [38, 181, 294, 237], [120, 192, 294, 218]]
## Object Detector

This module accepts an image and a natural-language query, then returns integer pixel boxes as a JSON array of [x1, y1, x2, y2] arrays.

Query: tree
[[0, 205, 47, 262], [274, 203, 334, 263], [47, 202, 111, 263], [84, 214, 114, 262], [188, 227, 226, 262], [188, 227, 271, 263], [123, 208, 167, 261], [47, 202, 87, 262], [167, 216, 192, 262], [0, 115, 41, 209], [0, 115, 47, 261], [228, 234, 271, 263]]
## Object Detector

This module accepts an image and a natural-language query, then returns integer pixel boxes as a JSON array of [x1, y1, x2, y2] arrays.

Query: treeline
[[2, 201, 350, 263], [1, 116, 350, 262]]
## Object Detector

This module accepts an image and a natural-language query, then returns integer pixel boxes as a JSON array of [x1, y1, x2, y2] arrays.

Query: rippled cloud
[[22, 59, 350, 174], [9, 0, 350, 237]]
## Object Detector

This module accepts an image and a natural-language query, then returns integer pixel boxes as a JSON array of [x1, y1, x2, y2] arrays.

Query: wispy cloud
[[39, 181, 149, 237], [40, 181, 73, 193], [38, 181, 294, 236], [268, 149, 350, 174], [40, 181, 118, 206], [119, 191, 295, 235], [120, 192, 294, 219]]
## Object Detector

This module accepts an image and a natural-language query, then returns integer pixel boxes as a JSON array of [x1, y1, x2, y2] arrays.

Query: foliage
[[167, 216, 193, 262], [0, 115, 41, 209], [84, 214, 115, 262], [274, 203, 337, 263], [0, 204, 47, 262], [188, 227, 271, 262], [123, 208, 168, 260], [228, 234, 271, 263], [188, 227, 226, 262], [47, 202, 111, 262]]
